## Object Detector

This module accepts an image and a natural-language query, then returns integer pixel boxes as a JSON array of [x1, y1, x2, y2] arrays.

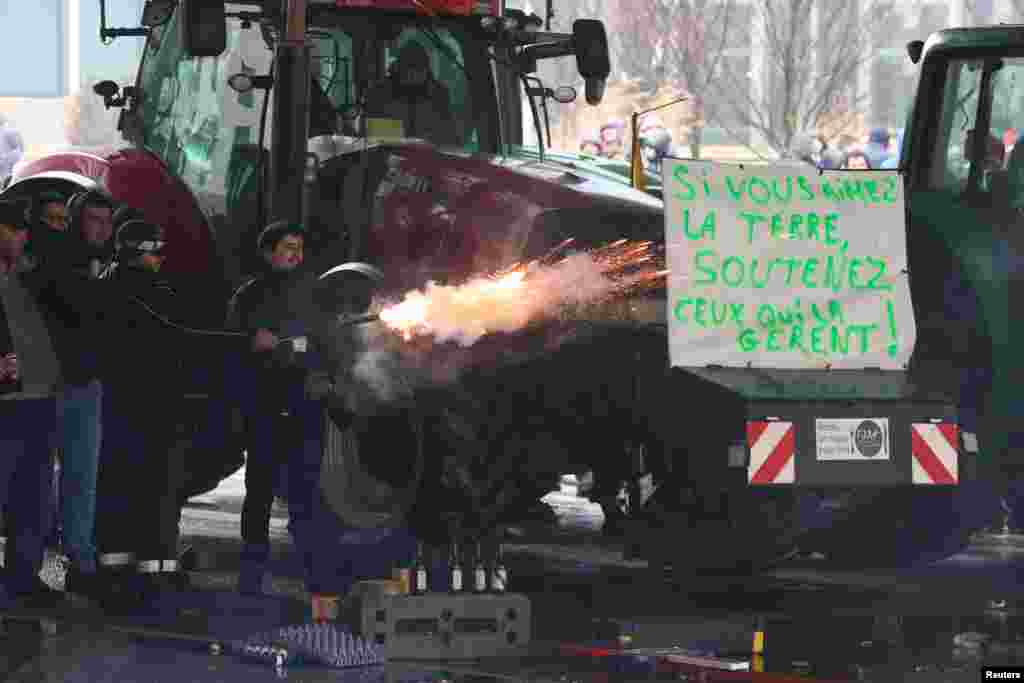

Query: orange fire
[[377, 239, 668, 346]]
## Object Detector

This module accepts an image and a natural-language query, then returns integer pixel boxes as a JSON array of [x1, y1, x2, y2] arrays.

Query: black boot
[[599, 497, 629, 538], [95, 554, 143, 615], [177, 545, 199, 572], [103, 572, 145, 615], [63, 566, 108, 606], [137, 560, 190, 596], [238, 544, 270, 596], [11, 578, 67, 611]]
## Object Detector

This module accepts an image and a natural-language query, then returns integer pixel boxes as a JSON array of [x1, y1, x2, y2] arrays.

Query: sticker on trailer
[[747, 421, 795, 484], [815, 418, 890, 460], [911, 423, 959, 484]]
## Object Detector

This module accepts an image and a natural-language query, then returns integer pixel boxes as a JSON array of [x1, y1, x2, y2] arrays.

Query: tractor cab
[[902, 28, 1024, 478], [108, 0, 611, 285]]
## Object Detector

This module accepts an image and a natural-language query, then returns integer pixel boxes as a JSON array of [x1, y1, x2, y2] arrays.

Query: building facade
[[0, 0, 144, 160], [2, 0, 1021, 164]]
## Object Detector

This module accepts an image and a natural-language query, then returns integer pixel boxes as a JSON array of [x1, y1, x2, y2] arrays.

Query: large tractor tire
[[811, 483, 1000, 567], [630, 479, 809, 580]]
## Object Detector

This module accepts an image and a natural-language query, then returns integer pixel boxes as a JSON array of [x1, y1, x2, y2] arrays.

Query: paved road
[[6, 469, 1024, 681], [6, 528, 1024, 682]]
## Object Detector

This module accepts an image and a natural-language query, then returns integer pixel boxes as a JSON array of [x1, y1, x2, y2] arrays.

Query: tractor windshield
[[134, 4, 497, 211], [919, 53, 1024, 207]]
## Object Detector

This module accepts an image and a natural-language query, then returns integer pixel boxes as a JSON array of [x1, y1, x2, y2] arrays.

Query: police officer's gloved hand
[[272, 338, 296, 367]]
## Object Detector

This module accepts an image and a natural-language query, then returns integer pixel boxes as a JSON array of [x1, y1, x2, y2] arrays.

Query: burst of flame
[[377, 239, 668, 346]]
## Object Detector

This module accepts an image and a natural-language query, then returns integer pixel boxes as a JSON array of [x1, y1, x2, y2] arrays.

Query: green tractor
[[625, 27, 1024, 572], [641, 27, 1024, 570]]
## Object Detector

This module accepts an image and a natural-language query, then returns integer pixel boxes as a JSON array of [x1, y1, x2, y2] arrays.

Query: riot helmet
[[65, 189, 115, 235], [66, 189, 116, 261], [116, 219, 167, 269], [112, 204, 146, 231]]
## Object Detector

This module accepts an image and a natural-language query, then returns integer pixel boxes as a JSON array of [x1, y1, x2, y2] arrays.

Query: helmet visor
[[135, 239, 166, 254]]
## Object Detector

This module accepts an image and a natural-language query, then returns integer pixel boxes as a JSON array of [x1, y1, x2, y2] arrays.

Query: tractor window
[[927, 56, 1024, 204], [929, 60, 983, 193], [990, 59, 1024, 209], [134, 7, 495, 223], [313, 30, 355, 111], [363, 27, 480, 152], [137, 7, 275, 209]]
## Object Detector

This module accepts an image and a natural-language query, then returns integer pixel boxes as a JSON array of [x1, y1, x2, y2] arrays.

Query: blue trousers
[[58, 380, 102, 572], [246, 398, 414, 595], [0, 398, 58, 596], [94, 388, 184, 564]]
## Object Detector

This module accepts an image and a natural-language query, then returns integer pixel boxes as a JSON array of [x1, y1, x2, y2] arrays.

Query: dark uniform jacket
[[0, 265, 65, 398], [226, 267, 322, 412], [100, 264, 185, 398], [30, 224, 113, 280], [27, 228, 111, 386]]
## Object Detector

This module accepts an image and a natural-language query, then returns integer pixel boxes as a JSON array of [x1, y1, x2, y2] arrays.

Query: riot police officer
[[62, 190, 116, 278], [93, 219, 190, 602], [26, 189, 115, 604], [227, 221, 322, 595]]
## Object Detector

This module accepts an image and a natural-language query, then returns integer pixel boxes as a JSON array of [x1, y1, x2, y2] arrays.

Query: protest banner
[[664, 160, 917, 370]]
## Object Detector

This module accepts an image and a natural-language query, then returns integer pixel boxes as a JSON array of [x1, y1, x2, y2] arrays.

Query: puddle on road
[[8, 576, 1024, 682], [557, 608, 1024, 681], [4, 608, 1024, 681]]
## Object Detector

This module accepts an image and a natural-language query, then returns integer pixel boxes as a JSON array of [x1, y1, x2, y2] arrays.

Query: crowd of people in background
[[0, 115, 25, 187], [797, 127, 905, 171], [573, 119, 918, 173], [577, 116, 677, 176], [808, 124, 1019, 174]]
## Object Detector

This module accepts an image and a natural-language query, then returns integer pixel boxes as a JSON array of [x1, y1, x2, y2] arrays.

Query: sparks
[[377, 239, 667, 347]]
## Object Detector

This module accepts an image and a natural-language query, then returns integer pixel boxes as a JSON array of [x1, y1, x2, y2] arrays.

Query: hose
[[106, 622, 384, 670], [126, 295, 381, 344]]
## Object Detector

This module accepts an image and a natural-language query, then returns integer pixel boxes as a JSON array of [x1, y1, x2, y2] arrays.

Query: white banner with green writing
[[664, 159, 917, 370]]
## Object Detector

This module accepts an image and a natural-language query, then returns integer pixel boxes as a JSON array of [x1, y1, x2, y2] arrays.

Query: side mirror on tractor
[[572, 19, 611, 106], [180, 0, 227, 58]]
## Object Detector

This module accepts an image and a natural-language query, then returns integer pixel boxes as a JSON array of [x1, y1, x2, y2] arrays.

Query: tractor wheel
[[630, 479, 805, 580], [811, 486, 997, 567]]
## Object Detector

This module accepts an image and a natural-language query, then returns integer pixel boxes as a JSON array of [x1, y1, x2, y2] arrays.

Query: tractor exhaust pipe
[[338, 312, 380, 328], [269, 0, 311, 225]]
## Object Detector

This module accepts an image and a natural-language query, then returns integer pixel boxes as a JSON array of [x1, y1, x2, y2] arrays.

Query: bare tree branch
[[548, 0, 897, 159], [703, 0, 896, 158]]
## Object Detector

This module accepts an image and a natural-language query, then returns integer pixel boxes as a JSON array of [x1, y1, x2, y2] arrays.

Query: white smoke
[[351, 348, 405, 404], [346, 325, 418, 411]]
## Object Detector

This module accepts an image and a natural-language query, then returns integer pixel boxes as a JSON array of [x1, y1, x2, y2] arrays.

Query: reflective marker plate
[[815, 418, 890, 460], [292, 337, 308, 353]]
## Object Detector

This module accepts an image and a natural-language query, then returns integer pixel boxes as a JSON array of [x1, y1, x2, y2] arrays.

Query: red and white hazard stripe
[[747, 421, 795, 484], [910, 423, 958, 485]]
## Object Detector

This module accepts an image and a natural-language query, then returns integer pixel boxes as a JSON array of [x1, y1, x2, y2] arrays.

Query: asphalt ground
[[2, 470, 1024, 681]]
